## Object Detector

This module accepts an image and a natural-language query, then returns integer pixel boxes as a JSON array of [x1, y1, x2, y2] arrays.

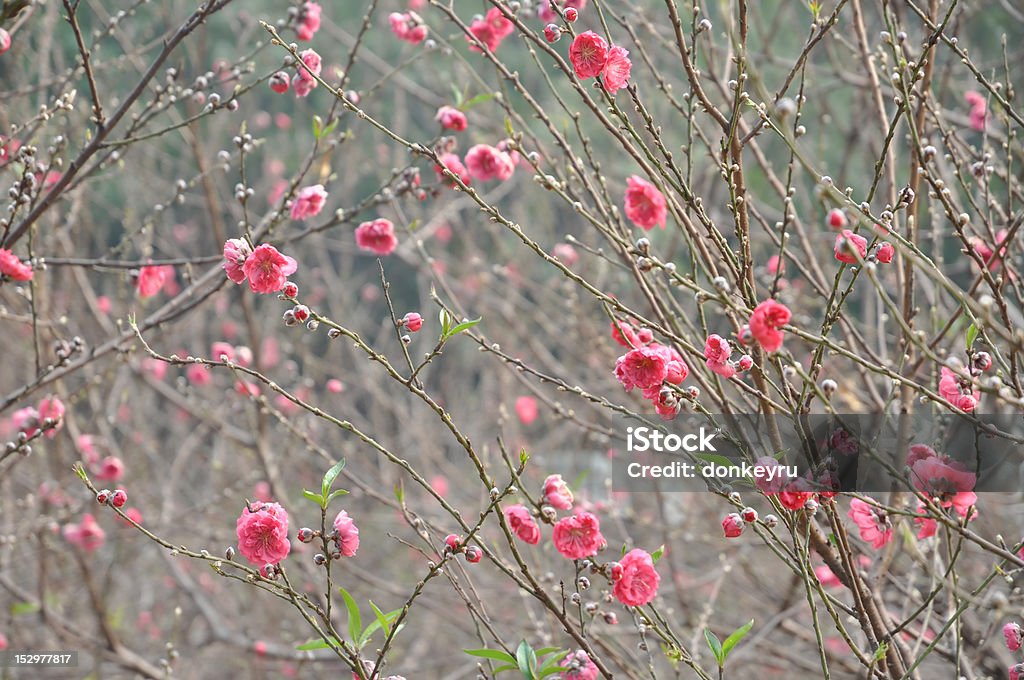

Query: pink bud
[[111, 489, 128, 508], [564, 7, 579, 21], [543, 24, 561, 42], [737, 355, 753, 371], [464, 545, 482, 563], [876, 242, 895, 264], [292, 305, 310, 323], [1005, 622, 1023, 651], [97, 489, 111, 505], [722, 513, 744, 538], [444, 533, 461, 551], [282, 281, 299, 298], [827, 208, 847, 229], [269, 71, 291, 94], [402, 312, 423, 332], [741, 507, 758, 523], [0, 29, 10, 55]]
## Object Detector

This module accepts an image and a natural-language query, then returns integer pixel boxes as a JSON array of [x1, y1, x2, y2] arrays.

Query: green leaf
[[966, 322, 978, 349], [537, 650, 570, 677], [321, 459, 346, 498], [368, 601, 395, 637], [394, 481, 405, 505], [302, 489, 326, 508], [492, 665, 519, 674], [11, 601, 39, 616], [871, 641, 889, 662], [516, 640, 538, 680], [312, 114, 323, 139], [461, 92, 496, 110], [338, 587, 361, 645], [443, 317, 482, 340], [296, 637, 341, 651], [504, 117, 514, 138], [321, 118, 339, 138], [720, 619, 754, 660], [519, 449, 530, 465], [650, 544, 665, 563], [704, 628, 723, 667], [326, 488, 349, 504], [464, 648, 518, 664]]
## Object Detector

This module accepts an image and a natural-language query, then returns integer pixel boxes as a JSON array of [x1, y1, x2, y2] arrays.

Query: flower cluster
[[568, 31, 632, 93], [222, 240, 298, 294], [11, 395, 65, 439], [294, 1, 321, 41], [938, 366, 980, 412], [467, 8, 514, 53], [389, 12, 427, 45], [703, 334, 752, 379], [613, 331, 689, 419]]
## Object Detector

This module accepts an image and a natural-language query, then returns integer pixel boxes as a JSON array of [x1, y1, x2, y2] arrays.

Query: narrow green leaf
[[444, 317, 482, 340], [337, 587, 361, 645], [296, 637, 340, 651], [464, 648, 518, 664], [493, 664, 519, 674], [966, 322, 978, 349], [650, 544, 665, 563], [11, 601, 39, 616], [462, 92, 496, 109], [321, 119, 339, 138], [720, 619, 754, 660], [326, 488, 349, 504], [321, 458, 346, 498], [704, 628, 723, 667], [312, 114, 324, 139], [302, 489, 326, 508], [537, 650, 570, 676]]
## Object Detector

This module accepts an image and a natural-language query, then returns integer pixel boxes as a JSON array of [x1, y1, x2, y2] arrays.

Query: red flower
[[748, 299, 791, 353], [0, 248, 32, 281], [623, 175, 667, 230], [569, 31, 608, 79]]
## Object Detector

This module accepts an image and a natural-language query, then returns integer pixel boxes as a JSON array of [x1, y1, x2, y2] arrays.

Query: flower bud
[[111, 489, 128, 508], [464, 545, 482, 563]]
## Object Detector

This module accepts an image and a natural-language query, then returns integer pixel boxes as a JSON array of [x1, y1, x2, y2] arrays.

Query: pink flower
[[722, 513, 743, 538], [297, 49, 322, 82], [610, 319, 651, 347], [0, 248, 32, 280], [601, 45, 632, 93], [552, 243, 578, 266], [137, 264, 173, 298], [1005, 622, 1022, 651], [552, 511, 605, 560], [614, 345, 668, 392], [211, 341, 236, 362], [355, 219, 399, 256], [909, 453, 976, 499], [704, 334, 736, 378], [435, 105, 468, 132], [295, 2, 322, 41], [236, 501, 291, 567], [970, 229, 1009, 271], [389, 12, 427, 44], [467, 8, 514, 53], [333, 510, 360, 557], [876, 242, 895, 263], [504, 504, 541, 545], [327, 379, 344, 393], [560, 650, 599, 680], [464, 144, 515, 182], [64, 513, 106, 552], [913, 501, 938, 539], [186, 363, 212, 386], [242, 244, 298, 294], [1012, 664, 1024, 680], [965, 90, 986, 131], [515, 396, 539, 424], [94, 456, 125, 482], [290, 184, 328, 220], [613, 548, 660, 607], [37, 396, 65, 438], [435, 152, 471, 187], [777, 478, 815, 510], [938, 366, 979, 412], [0, 28, 10, 55], [834, 230, 867, 264], [542, 474, 574, 510], [569, 31, 608, 79], [294, 77, 315, 98], [222, 238, 252, 284], [847, 498, 892, 550], [623, 175, 667, 230], [748, 299, 791, 353]]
